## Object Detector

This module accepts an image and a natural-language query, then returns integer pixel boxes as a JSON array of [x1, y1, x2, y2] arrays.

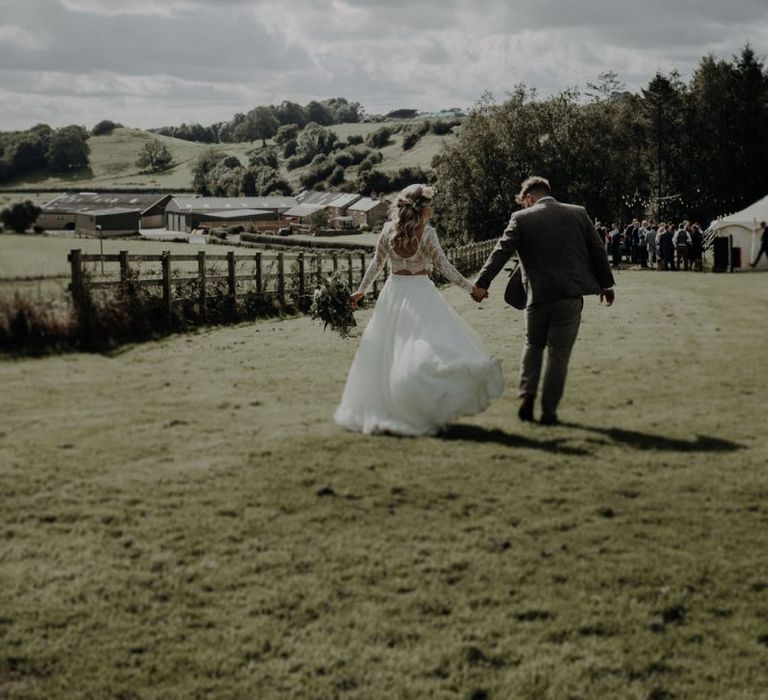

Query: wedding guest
[[626, 219, 640, 265], [637, 225, 648, 268], [750, 221, 768, 268], [689, 223, 704, 272], [609, 224, 622, 268], [645, 222, 658, 269], [658, 224, 675, 271], [674, 222, 692, 271]]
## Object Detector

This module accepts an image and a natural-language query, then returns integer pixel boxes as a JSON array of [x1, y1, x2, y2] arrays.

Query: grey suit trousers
[[519, 297, 583, 417]]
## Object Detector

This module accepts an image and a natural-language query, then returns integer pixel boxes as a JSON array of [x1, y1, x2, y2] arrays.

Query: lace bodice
[[356, 223, 473, 295]]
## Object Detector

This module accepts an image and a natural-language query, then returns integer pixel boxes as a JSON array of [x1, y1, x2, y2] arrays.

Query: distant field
[[0, 121, 456, 193], [0, 233, 242, 280], [0, 191, 58, 210]]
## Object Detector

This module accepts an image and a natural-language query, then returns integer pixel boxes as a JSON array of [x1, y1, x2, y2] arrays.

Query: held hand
[[471, 285, 489, 303], [349, 292, 364, 309], [600, 288, 615, 306]]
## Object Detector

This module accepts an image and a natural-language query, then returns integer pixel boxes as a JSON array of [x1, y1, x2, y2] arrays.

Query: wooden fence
[[67, 238, 498, 320]]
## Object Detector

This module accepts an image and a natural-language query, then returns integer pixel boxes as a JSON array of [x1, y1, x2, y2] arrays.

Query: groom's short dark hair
[[516, 176, 551, 204]]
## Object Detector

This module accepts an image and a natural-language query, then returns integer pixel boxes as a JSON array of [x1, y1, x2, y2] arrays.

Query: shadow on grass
[[440, 424, 592, 456], [562, 422, 744, 453]]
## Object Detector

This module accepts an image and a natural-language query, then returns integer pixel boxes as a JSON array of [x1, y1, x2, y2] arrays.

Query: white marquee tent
[[710, 194, 768, 269]]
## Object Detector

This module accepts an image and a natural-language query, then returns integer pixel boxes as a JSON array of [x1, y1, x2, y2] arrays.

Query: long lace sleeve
[[424, 227, 473, 293], [354, 226, 389, 295]]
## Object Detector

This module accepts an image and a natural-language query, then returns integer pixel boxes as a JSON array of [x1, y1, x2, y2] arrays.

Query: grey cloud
[[1, 0, 310, 82], [0, 0, 763, 130]]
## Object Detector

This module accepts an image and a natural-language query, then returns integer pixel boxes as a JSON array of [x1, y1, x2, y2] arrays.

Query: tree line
[[0, 123, 91, 182], [152, 97, 364, 145], [434, 46, 768, 244]]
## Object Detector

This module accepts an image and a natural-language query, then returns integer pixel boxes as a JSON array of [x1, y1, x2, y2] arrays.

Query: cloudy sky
[[0, 0, 766, 131]]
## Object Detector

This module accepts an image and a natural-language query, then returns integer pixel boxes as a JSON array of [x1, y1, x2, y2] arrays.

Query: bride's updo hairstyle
[[389, 183, 435, 249]]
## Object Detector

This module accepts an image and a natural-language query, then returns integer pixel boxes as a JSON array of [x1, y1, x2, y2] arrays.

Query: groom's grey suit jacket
[[475, 197, 614, 307]]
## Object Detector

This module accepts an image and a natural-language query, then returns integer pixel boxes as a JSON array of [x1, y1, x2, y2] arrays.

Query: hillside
[[0, 122, 459, 195]]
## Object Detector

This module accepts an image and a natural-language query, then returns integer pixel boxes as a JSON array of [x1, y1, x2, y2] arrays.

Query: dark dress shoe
[[540, 413, 559, 426], [518, 397, 534, 422]]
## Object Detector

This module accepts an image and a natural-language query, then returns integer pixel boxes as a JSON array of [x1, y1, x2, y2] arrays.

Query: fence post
[[315, 253, 322, 286], [332, 252, 339, 273], [298, 252, 306, 309], [277, 252, 285, 306], [68, 248, 83, 315], [162, 250, 172, 325], [197, 250, 207, 320], [358, 252, 366, 288], [119, 250, 129, 296], [227, 251, 237, 307], [255, 252, 263, 300], [347, 253, 354, 290]]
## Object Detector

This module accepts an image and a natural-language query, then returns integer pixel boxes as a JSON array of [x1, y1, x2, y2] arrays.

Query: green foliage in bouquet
[[309, 273, 358, 338]]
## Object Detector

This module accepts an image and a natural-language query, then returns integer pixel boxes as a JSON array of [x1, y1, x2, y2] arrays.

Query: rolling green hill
[[1, 122, 459, 196]]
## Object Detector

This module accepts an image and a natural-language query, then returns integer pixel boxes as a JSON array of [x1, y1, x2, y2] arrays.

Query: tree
[[356, 168, 392, 197], [305, 100, 333, 126], [91, 119, 122, 136], [640, 72, 690, 221], [247, 148, 279, 170], [275, 101, 308, 127], [192, 149, 228, 195], [731, 45, 768, 209], [308, 208, 330, 231], [136, 138, 172, 171], [10, 127, 51, 173], [274, 123, 299, 146], [235, 106, 280, 146], [296, 122, 337, 162], [366, 127, 392, 148], [206, 160, 244, 196], [585, 71, 626, 102], [325, 97, 363, 123], [47, 125, 90, 171], [1, 200, 42, 233], [241, 165, 292, 196]]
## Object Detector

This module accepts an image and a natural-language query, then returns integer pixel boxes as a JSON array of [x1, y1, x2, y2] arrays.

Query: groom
[[471, 176, 615, 425]]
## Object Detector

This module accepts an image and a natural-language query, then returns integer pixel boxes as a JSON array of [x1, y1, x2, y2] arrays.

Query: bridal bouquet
[[310, 273, 358, 338]]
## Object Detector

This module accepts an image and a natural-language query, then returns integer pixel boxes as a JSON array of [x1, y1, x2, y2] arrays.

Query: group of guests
[[597, 219, 705, 271]]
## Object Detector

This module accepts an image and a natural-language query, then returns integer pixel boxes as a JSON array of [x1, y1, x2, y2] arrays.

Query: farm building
[[295, 191, 362, 219], [166, 196, 296, 232], [347, 197, 389, 228], [74, 208, 141, 237], [282, 203, 328, 225], [39, 192, 172, 230]]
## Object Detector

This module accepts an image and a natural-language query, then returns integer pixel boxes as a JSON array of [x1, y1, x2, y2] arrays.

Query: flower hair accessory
[[397, 184, 436, 210]]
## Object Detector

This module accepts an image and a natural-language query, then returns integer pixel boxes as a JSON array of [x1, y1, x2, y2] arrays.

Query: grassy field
[[1, 270, 767, 699], [0, 233, 244, 280], [1, 122, 449, 195], [0, 193, 58, 211]]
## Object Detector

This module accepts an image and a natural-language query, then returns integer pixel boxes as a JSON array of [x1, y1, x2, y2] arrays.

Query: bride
[[334, 184, 504, 436]]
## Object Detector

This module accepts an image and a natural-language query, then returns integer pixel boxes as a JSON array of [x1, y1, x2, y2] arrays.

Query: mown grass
[[1, 270, 767, 699]]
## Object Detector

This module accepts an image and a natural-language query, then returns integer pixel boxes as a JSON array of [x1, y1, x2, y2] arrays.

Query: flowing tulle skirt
[[334, 276, 504, 436]]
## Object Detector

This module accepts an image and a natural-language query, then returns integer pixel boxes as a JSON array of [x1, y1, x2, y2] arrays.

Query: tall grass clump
[[0, 273, 290, 356]]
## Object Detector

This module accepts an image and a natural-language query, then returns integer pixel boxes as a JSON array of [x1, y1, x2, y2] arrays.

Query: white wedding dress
[[334, 223, 504, 436]]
